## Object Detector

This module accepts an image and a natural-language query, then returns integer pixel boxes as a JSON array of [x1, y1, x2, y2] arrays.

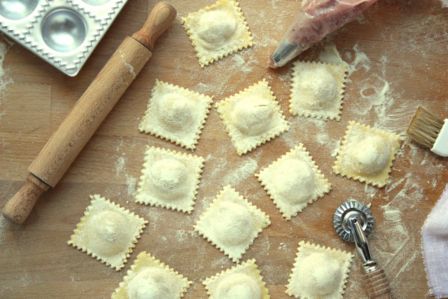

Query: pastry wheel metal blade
[[333, 200, 392, 298], [333, 199, 375, 243]]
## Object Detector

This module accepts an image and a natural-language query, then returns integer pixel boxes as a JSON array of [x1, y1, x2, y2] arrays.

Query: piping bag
[[269, 0, 378, 68]]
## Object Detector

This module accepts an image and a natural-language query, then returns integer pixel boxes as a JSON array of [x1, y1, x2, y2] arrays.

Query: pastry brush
[[407, 107, 448, 157]]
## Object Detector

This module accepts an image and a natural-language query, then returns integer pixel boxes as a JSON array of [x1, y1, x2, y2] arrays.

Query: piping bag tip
[[268, 56, 280, 69], [268, 41, 305, 69]]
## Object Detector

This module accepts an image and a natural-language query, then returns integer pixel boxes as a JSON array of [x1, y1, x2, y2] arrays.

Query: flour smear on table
[[0, 40, 13, 245], [0, 40, 13, 121], [122, 17, 443, 297]]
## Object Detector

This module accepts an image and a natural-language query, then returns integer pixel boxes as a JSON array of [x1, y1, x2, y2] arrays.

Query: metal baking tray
[[0, 0, 128, 76]]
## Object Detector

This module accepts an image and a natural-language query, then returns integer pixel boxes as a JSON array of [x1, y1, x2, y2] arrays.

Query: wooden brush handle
[[364, 267, 392, 299], [2, 2, 177, 224]]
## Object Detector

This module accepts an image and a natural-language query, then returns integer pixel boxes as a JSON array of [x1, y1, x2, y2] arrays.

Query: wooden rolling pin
[[2, 2, 177, 224]]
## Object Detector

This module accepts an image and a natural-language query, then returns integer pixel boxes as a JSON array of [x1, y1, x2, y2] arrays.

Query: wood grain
[[1, 0, 447, 298]]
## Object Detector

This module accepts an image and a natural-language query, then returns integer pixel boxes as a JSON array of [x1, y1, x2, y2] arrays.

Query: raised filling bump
[[197, 9, 238, 50], [230, 97, 274, 136]]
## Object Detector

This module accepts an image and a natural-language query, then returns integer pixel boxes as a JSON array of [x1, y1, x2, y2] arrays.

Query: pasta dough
[[333, 121, 401, 187], [139, 80, 212, 150], [68, 195, 147, 271], [230, 97, 274, 136], [149, 158, 188, 197], [298, 253, 342, 296], [182, 0, 253, 67], [213, 201, 254, 246], [290, 62, 347, 120], [345, 135, 391, 175], [136, 146, 204, 213], [194, 186, 270, 262], [257, 144, 331, 220], [203, 259, 270, 299], [158, 94, 194, 130], [127, 268, 172, 299], [197, 10, 238, 49], [287, 241, 353, 299], [215, 273, 261, 299], [273, 159, 315, 204], [86, 210, 130, 257], [112, 251, 191, 299], [216, 79, 289, 155]]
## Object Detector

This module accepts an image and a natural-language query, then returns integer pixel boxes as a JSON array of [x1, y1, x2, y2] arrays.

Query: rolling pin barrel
[[2, 2, 177, 224], [29, 36, 151, 188]]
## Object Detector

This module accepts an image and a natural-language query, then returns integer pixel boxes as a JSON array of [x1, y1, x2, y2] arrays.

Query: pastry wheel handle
[[349, 215, 392, 298], [363, 264, 393, 299]]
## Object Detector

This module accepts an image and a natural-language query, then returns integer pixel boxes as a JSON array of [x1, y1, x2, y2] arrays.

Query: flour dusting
[[222, 157, 258, 186], [115, 156, 126, 177], [231, 54, 254, 74], [0, 41, 11, 93], [114, 154, 138, 196], [175, 229, 194, 243], [318, 43, 346, 65], [0, 215, 9, 245], [0, 40, 12, 121]]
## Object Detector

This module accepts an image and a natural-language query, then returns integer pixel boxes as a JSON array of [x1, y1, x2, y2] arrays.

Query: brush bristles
[[407, 107, 443, 149]]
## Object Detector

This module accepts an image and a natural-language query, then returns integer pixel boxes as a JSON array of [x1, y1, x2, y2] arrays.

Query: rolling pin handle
[[132, 2, 177, 50], [2, 174, 50, 224]]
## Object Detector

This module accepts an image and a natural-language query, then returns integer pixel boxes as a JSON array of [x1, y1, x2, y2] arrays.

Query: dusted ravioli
[[257, 144, 331, 220], [203, 259, 270, 299], [136, 146, 204, 213], [290, 62, 347, 120], [194, 186, 270, 262], [112, 251, 191, 299], [182, 0, 253, 66], [333, 121, 401, 187], [216, 79, 289, 155], [68, 195, 147, 270], [139, 80, 212, 150], [287, 241, 353, 299]]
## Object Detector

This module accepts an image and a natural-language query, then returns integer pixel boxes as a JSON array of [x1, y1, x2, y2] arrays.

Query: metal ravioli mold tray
[[0, 0, 128, 76]]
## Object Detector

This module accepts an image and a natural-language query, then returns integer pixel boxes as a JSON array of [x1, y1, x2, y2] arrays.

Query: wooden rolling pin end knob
[[364, 267, 393, 299], [2, 175, 50, 224], [132, 2, 177, 50]]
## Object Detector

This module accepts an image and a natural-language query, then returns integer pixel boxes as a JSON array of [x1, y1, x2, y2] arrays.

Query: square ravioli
[[136, 146, 204, 213], [216, 79, 289, 155], [287, 241, 353, 299], [333, 121, 401, 187], [139, 80, 212, 150], [68, 195, 147, 271], [203, 259, 270, 299], [290, 61, 348, 120], [256, 144, 331, 220], [182, 0, 253, 67], [194, 185, 270, 262], [112, 251, 191, 299]]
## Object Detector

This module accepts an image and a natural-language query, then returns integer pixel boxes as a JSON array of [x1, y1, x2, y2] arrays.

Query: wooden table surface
[[1, 0, 447, 298]]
